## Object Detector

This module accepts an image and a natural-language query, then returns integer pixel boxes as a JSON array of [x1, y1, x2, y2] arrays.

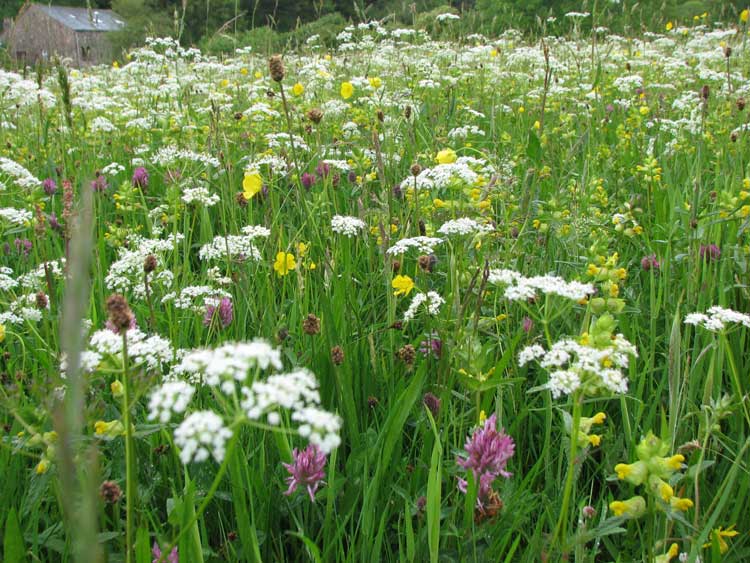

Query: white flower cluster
[[18, 259, 65, 290], [331, 215, 366, 237], [684, 306, 750, 332], [0, 292, 48, 325], [162, 339, 341, 461], [198, 234, 263, 262], [182, 184, 220, 207], [174, 411, 232, 464], [0, 157, 40, 190], [488, 269, 594, 302], [105, 235, 181, 299], [84, 328, 174, 372], [172, 339, 283, 392], [101, 162, 126, 176], [386, 236, 444, 255], [0, 267, 18, 291], [161, 285, 231, 312], [447, 125, 485, 140], [437, 217, 492, 236], [0, 207, 32, 226], [403, 291, 445, 322], [240, 368, 342, 452], [518, 335, 637, 398], [148, 381, 195, 423], [151, 145, 221, 168], [89, 116, 116, 133]]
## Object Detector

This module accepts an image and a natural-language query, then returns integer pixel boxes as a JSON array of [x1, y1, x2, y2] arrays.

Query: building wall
[[7, 6, 114, 66]]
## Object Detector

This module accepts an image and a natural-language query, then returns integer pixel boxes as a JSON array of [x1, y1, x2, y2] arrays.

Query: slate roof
[[33, 4, 125, 32]]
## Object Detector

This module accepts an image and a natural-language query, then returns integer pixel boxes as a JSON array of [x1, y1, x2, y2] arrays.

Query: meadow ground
[[1, 12, 750, 563]]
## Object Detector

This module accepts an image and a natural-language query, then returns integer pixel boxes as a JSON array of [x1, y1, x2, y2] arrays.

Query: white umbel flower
[[403, 291, 445, 322], [331, 215, 366, 237], [148, 381, 196, 423], [685, 306, 750, 332], [437, 217, 492, 236], [174, 411, 232, 463]]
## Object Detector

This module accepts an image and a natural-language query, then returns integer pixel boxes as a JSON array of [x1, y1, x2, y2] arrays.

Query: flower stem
[[157, 433, 238, 563], [553, 391, 582, 554], [121, 332, 135, 563]]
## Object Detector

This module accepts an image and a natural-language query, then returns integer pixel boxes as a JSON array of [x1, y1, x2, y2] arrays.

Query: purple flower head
[[457, 469, 497, 506], [14, 238, 32, 257], [152, 542, 178, 563], [347, 170, 357, 183], [315, 162, 331, 179], [522, 316, 534, 333], [457, 414, 515, 479], [282, 444, 327, 502], [132, 166, 149, 188], [419, 336, 442, 359], [48, 212, 62, 232], [423, 392, 441, 418], [456, 415, 515, 511], [699, 244, 721, 262], [42, 178, 57, 195], [641, 254, 660, 272], [392, 184, 403, 199], [91, 175, 108, 192], [203, 297, 233, 329], [301, 172, 315, 190]]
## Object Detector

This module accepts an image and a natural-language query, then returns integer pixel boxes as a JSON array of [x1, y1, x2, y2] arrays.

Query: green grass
[[0, 12, 750, 563]]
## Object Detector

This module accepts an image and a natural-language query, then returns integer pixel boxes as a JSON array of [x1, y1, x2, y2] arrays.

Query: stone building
[[3, 4, 125, 66]]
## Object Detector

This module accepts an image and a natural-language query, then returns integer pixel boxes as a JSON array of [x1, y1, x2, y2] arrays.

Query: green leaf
[[135, 525, 151, 563], [526, 132, 542, 163], [426, 410, 442, 563], [4, 508, 25, 563]]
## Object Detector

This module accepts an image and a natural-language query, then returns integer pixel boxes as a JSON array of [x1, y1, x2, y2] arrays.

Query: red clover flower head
[[457, 414, 515, 478], [283, 444, 327, 502], [132, 166, 149, 188]]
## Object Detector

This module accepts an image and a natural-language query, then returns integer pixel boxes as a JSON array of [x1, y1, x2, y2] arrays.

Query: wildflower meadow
[[2, 7, 750, 563]]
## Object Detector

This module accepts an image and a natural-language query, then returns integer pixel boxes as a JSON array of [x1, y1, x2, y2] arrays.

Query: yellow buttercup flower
[[340, 81, 354, 99], [292, 82, 304, 96], [478, 410, 487, 425], [665, 21, 673, 31], [36, 459, 50, 475], [0, 323, 5, 343], [743, 9, 750, 23], [435, 148, 457, 165], [273, 252, 297, 276], [242, 172, 263, 200], [391, 275, 415, 297], [368, 76, 382, 88]]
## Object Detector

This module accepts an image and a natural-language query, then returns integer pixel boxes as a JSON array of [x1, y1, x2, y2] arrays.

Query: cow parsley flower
[[403, 291, 444, 322], [172, 340, 283, 392], [148, 381, 196, 423], [437, 217, 492, 236], [684, 306, 750, 332], [174, 411, 232, 463], [488, 269, 594, 302], [331, 215, 366, 237], [386, 236, 444, 256]]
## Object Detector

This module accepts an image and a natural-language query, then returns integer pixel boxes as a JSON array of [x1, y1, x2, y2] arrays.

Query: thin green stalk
[[122, 332, 135, 563], [552, 391, 582, 554]]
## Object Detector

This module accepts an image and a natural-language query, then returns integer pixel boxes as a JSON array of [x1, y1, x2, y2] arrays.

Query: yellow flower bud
[[111, 380, 124, 398], [609, 495, 646, 519]]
